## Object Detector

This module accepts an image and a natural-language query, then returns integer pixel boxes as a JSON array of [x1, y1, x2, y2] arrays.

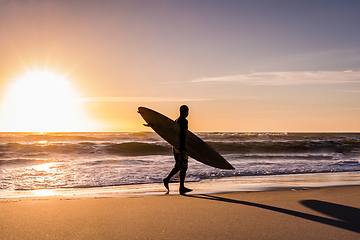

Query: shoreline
[[2, 171, 360, 199]]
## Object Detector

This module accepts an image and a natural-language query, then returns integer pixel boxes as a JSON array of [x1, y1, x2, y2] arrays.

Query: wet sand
[[1, 185, 360, 239]]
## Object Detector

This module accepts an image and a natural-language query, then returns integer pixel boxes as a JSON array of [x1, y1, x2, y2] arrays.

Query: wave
[[1, 132, 360, 192], [1, 137, 359, 159], [105, 142, 171, 156], [0, 132, 160, 144], [0, 141, 173, 157], [330, 160, 360, 166], [208, 140, 360, 155], [0, 158, 48, 166]]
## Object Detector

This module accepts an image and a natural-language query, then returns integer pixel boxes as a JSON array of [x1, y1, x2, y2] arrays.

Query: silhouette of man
[[163, 105, 192, 195]]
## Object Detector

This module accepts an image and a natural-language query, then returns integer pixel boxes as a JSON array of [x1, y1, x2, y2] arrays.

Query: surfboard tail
[[224, 164, 235, 170], [189, 155, 235, 170]]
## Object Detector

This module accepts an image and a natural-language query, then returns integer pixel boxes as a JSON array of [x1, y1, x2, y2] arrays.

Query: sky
[[0, 0, 360, 132]]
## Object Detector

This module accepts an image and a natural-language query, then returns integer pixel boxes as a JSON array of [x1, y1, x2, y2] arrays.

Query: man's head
[[180, 105, 189, 118]]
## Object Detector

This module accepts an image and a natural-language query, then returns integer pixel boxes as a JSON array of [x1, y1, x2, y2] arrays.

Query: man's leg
[[179, 167, 192, 195], [163, 166, 179, 191], [179, 169, 186, 189]]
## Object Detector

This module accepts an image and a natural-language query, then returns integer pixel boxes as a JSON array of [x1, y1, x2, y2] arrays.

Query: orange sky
[[1, 1, 360, 132]]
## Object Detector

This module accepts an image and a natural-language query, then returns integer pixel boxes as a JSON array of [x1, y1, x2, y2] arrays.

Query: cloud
[[246, 110, 300, 114], [81, 97, 213, 102], [337, 90, 360, 93], [190, 71, 360, 86]]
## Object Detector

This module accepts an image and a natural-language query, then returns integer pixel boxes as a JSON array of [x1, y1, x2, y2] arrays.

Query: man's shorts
[[173, 151, 188, 170]]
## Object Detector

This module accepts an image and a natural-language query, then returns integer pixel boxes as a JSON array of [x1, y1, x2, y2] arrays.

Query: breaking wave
[[1, 132, 359, 191]]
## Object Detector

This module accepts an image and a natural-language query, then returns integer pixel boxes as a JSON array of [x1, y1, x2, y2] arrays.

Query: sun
[[0, 70, 92, 132]]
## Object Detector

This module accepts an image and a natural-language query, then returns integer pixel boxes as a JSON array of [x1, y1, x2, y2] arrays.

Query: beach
[[1, 185, 359, 239]]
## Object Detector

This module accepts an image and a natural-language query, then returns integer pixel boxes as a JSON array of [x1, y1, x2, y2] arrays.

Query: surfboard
[[138, 107, 235, 170]]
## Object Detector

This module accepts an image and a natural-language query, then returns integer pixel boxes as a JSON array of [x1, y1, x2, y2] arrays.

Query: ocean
[[1, 132, 360, 195]]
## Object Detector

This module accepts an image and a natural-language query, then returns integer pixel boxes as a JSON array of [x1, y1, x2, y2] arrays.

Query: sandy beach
[[1, 185, 359, 239]]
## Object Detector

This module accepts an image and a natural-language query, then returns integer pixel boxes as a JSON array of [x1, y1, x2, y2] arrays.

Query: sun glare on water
[[1, 70, 92, 132]]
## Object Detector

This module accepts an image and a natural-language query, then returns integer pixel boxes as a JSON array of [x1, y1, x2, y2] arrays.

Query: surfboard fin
[[143, 123, 154, 127]]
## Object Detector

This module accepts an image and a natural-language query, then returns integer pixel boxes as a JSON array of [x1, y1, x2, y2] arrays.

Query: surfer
[[163, 105, 193, 195]]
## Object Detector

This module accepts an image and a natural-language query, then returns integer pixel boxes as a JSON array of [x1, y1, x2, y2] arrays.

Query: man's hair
[[180, 105, 189, 114]]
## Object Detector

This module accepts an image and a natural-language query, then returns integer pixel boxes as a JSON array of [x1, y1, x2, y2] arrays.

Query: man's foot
[[179, 187, 192, 195], [163, 178, 169, 192]]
